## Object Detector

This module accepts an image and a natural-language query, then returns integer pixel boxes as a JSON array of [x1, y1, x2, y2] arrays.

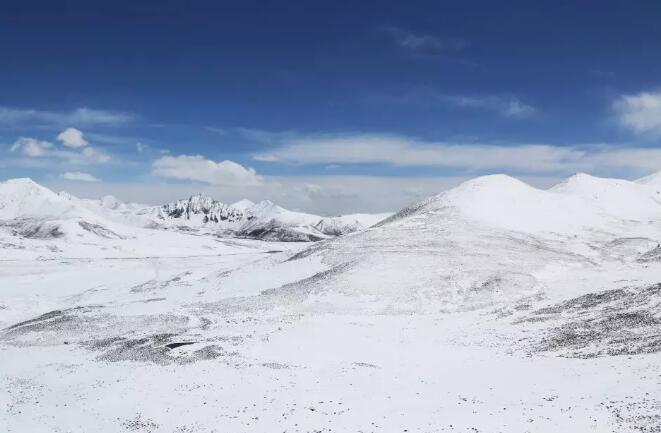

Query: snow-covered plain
[[2, 174, 661, 432]]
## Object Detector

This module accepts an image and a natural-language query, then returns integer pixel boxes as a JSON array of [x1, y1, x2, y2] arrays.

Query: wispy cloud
[[60, 171, 100, 182], [441, 94, 536, 118], [205, 127, 227, 136], [0, 106, 135, 127], [85, 133, 141, 146], [613, 90, 661, 136], [383, 26, 466, 57], [9, 137, 54, 157], [252, 132, 661, 176], [234, 127, 298, 145], [254, 134, 581, 172], [152, 154, 263, 186], [81, 147, 111, 163], [367, 90, 536, 119]]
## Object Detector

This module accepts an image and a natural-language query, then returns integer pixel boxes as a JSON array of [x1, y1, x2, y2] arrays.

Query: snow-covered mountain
[[0, 178, 128, 242], [59, 191, 157, 228], [141, 193, 390, 241], [0, 178, 391, 258], [0, 178, 273, 259], [232, 172, 661, 315]]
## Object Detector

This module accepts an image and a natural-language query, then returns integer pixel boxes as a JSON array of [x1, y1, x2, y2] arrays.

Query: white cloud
[[136, 142, 146, 153], [9, 137, 54, 157], [587, 146, 661, 172], [366, 90, 535, 119], [0, 106, 134, 126], [69, 107, 134, 125], [613, 90, 661, 135], [254, 135, 582, 172], [60, 171, 100, 182], [152, 155, 263, 186], [82, 147, 111, 163], [57, 127, 88, 148], [253, 133, 661, 176], [8, 135, 111, 164]]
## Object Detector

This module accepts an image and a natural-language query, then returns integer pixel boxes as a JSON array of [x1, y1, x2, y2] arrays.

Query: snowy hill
[[60, 192, 156, 228], [376, 173, 661, 236], [551, 172, 661, 221], [0, 178, 130, 242], [0, 178, 95, 221], [229, 173, 661, 314]]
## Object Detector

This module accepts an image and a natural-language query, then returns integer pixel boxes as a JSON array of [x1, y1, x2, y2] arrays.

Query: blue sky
[[2, 0, 661, 213]]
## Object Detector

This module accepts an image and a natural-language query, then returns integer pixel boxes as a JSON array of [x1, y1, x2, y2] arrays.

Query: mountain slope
[[227, 173, 661, 314], [636, 171, 661, 187]]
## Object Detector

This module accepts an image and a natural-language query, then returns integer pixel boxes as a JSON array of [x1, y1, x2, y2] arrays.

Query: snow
[[2, 174, 661, 432], [551, 172, 661, 220], [0, 178, 95, 220], [230, 198, 255, 210], [429, 174, 604, 233], [636, 170, 661, 187], [142, 193, 390, 241], [394, 173, 661, 236], [0, 178, 285, 260]]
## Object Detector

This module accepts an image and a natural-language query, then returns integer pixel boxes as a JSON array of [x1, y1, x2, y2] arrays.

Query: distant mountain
[[147, 194, 391, 242], [0, 178, 140, 259], [0, 178, 126, 241], [0, 178, 277, 259], [0, 179, 391, 247], [73, 191, 390, 242]]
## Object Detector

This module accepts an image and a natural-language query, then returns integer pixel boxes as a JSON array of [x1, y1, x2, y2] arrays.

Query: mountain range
[[3, 172, 661, 431], [0, 178, 391, 258]]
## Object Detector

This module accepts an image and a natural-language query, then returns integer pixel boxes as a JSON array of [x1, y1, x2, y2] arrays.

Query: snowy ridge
[[379, 173, 661, 235], [551, 172, 661, 220]]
